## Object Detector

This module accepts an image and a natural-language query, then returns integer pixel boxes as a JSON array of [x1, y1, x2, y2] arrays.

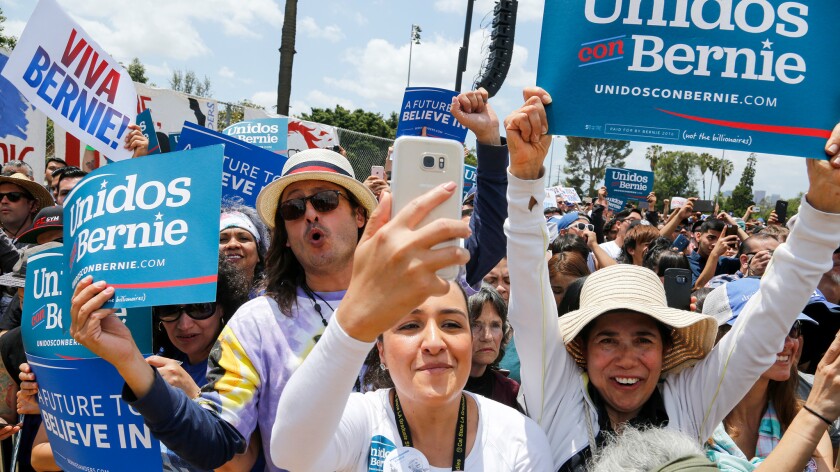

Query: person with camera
[[501, 86, 840, 471]]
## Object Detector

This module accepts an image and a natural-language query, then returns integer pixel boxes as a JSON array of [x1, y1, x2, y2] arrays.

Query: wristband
[[803, 405, 833, 426]]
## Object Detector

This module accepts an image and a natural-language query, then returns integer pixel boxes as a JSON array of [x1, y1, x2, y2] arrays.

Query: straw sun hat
[[559, 264, 718, 375], [255, 149, 377, 228]]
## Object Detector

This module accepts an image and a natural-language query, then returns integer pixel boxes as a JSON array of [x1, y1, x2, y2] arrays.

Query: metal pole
[[454, 0, 475, 91], [549, 138, 556, 186], [407, 36, 413, 87]]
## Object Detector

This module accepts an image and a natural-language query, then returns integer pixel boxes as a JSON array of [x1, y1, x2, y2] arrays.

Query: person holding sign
[[268, 182, 552, 471], [501, 87, 840, 471]]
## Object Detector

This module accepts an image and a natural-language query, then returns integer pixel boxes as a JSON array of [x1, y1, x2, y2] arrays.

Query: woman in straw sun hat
[[501, 87, 840, 471]]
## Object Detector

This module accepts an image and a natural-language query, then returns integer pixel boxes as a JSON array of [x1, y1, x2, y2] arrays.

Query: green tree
[[127, 57, 148, 83], [563, 137, 631, 197], [299, 105, 397, 139], [697, 153, 714, 199], [277, 0, 298, 115], [170, 69, 212, 97], [645, 144, 662, 172], [0, 8, 17, 50], [713, 157, 735, 202], [218, 99, 266, 131], [650, 150, 699, 203], [729, 153, 758, 214]]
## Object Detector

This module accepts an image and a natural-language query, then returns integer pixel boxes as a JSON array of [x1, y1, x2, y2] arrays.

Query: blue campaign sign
[[63, 146, 224, 308], [536, 1, 840, 159], [27, 355, 162, 472], [22, 249, 152, 359], [135, 109, 161, 155], [396, 87, 469, 142], [604, 167, 653, 211], [463, 164, 477, 199], [178, 122, 287, 207], [222, 117, 289, 154]]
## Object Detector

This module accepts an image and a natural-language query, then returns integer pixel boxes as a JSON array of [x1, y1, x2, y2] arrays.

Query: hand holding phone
[[775, 200, 788, 225], [371, 165, 385, 180], [664, 268, 692, 310], [391, 136, 464, 280]]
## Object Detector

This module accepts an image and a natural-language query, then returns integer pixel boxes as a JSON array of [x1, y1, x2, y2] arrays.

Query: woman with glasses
[[702, 278, 833, 471]]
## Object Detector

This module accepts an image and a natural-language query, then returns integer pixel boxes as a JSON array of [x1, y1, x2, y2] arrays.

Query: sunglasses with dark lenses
[[788, 320, 802, 339], [0, 191, 28, 203], [154, 303, 217, 322], [279, 190, 344, 221], [573, 222, 595, 232]]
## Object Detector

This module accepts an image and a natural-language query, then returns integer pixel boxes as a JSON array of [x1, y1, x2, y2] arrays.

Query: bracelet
[[803, 405, 833, 426]]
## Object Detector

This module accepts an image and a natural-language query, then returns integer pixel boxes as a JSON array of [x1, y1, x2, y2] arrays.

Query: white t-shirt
[[270, 320, 553, 472], [598, 240, 621, 260]]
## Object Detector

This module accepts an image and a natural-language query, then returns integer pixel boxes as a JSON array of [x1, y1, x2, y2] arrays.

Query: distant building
[[753, 190, 766, 203], [768, 194, 781, 203]]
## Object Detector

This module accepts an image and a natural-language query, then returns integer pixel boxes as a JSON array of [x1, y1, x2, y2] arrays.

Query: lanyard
[[393, 391, 468, 471]]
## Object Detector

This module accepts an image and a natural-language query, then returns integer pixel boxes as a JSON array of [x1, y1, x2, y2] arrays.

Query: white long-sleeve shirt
[[505, 170, 840, 469], [269, 317, 553, 472]]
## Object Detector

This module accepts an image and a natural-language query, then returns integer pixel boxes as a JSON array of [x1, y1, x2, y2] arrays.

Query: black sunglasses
[[788, 319, 802, 339], [0, 191, 29, 203], [573, 222, 595, 232], [279, 190, 345, 221], [154, 303, 217, 322]]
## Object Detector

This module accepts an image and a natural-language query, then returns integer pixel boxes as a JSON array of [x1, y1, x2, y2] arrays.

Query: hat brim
[[256, 171, 377, 228], [560, 302, 718, 375], [0, 176, 54, 212], [15, 223, 62, 245]]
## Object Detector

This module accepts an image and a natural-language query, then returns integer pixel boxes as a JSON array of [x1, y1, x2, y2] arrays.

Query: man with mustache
[[72, 89, 510, 471]]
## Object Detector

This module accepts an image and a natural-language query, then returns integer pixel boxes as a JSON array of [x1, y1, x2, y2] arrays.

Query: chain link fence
[[44, 100, 393, 183]]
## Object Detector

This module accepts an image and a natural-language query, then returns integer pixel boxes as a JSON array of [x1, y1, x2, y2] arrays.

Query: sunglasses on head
[[0, 191, 29, 203], [154, 302, 217, 322], [788, 319, 802, 339], [279, 190, 345, 221]]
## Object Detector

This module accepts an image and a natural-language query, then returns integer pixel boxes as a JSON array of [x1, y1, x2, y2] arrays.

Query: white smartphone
[[371, 165, 385, 180], [391, 136, 464, 281]]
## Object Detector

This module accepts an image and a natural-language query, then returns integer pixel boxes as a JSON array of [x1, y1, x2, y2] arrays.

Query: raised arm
[[503, 87, 583, 467], [672, 124, 840, 442]]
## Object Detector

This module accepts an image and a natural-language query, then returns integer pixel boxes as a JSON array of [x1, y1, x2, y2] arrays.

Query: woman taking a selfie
[[268, 185, 552, 471], [502, 87, 840, 471]]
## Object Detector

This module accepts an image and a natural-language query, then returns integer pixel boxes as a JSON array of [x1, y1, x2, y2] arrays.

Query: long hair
[[154, 257, 250, 359], [263, 187, 366, 315], [725, 358, 802, 438]]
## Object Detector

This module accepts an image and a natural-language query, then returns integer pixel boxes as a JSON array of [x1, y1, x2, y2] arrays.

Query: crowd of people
[[0, 87, 837, 472]]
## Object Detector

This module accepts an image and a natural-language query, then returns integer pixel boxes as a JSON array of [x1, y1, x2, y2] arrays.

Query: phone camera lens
[[676, 276, 687, 284], [423, 155, 435, 168]]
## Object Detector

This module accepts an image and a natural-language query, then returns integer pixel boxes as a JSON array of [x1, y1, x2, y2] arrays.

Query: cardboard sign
[[135, 109, 161, 155], [22, 249, 152, 359], [536, 1, 840, 159], [396, 87, 469, 142], [63, 146, 224, 308], [1, 0, 136, 161], [178, 122, 287, 207], [27, 356, 163, 471], [604, 167, 654, 211], [135, 83, 218, 153], [0, 48, 47, 179], [223, 118, 289, 154], [287, 119, 339, 153], [463, 164, 477, 199]]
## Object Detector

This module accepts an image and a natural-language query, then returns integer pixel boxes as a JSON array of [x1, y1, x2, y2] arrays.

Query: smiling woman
[[268, 183, 552, 471]]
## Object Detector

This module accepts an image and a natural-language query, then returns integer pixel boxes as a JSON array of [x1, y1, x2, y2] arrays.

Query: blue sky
[[3, 0, 809, 199]]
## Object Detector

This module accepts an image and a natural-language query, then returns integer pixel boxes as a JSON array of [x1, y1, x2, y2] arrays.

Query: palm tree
[[697, 153, 714, 199], [276, 0, 298, 116], [645, 145, 662, 172], [715, 158, 734, 203]]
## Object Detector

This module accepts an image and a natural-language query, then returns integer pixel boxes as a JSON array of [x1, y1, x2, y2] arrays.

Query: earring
[[379, 363, 387, 371], [157, 321, 163, 331]]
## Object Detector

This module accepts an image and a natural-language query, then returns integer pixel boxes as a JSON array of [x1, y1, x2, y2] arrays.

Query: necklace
[[301, 282, 334, 327], [393, 391, 468, 471]]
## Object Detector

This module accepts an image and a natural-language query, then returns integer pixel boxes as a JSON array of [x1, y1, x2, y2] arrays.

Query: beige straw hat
[[560, 264, 717, 374], [256, 148, 377, 228]]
